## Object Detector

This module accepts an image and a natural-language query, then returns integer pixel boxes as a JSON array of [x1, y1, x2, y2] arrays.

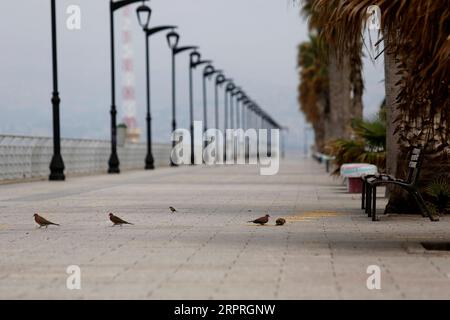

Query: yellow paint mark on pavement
[[285, 210, 341, 222]]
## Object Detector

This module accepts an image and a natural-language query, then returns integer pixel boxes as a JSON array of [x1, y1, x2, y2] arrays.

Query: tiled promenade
[[1, 158, 449, 299]]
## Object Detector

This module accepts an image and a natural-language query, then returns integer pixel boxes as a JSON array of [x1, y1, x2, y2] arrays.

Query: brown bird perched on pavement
[[248, 214, 270, 225], [276, 218, 286, 226], [109, 213, 133, 226], [34, 213, 60, 228], [169, 206, 177, 213]]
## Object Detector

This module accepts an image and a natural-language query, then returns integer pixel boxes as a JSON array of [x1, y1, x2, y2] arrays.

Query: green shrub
[[425, 177, 450, 214]]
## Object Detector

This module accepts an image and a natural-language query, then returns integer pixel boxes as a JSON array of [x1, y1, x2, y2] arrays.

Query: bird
[[248, 214, 270, 225], [169, 206, 177, 213], [276, 218, 286, 226], [34, 213, 60, 228], [109, 213, 133, 226]]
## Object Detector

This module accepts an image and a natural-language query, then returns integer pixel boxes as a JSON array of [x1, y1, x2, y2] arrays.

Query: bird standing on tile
[[248, 214, 270, 225], [276, 218, 286, 226], [109, 213, 133, 226], [169, 206, 177, 213], [34, 213, 60, 228]]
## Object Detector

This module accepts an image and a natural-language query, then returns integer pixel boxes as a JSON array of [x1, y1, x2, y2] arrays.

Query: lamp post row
[[48, 0, 281, 180]]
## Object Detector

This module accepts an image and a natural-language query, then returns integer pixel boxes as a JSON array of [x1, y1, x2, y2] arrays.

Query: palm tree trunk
[[383, 33, 402, 202], [350, 51, 363, 121], [327, 48, 352, 140], [314, 95, 329, 152]]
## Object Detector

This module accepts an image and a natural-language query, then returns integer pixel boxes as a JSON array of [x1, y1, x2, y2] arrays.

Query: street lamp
[[136, 3, 154, 170], [254, 105, 262, 129], [49, 0, 65, 181], [230, 87, 240, 130], [240, 96, 251, 161], [215, 74, 226, 132], [108, 0, 148, 174], [247, 102, 254, 129], [224, 82, 235, 160], [241, 97, 250, 131], [166, 29, 197, 166], [136, 2, 151, 28], [225, 82, 235, 132], [230, 88, 241, 161], [236, 90, 245, 129], [137, 6, 176, 169], [246, 102, 258, 160], [202, 65, 221, 149], [189, 51, 211, 165]]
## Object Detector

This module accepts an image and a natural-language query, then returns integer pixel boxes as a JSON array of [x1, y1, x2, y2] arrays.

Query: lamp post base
[[108, 153, 120, 174], [145, 153, 155, 170], [190, 124, 195, 165], [49, 154, 65, 181]]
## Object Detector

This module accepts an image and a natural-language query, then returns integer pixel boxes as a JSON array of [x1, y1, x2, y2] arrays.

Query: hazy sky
[[0, 0, 384, 151]]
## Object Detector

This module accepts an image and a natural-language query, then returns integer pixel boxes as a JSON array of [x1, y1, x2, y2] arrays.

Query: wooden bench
[[361, 147, 439, 222]]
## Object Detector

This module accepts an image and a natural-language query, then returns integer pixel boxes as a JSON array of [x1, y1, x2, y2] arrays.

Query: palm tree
[[299, 0, 364, 147], [297, 34, 329, 151], [310, 0, 450, 213]]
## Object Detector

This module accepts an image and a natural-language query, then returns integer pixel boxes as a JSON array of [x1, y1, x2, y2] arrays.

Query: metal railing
[[0, 135, 171, 181]]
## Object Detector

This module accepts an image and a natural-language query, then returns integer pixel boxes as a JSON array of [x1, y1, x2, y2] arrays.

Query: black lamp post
[[202, 65, 221, 149], [236, 92, 242, 130], [137, 7, 176, 170], [224, 80, 235, 130], [254, 104, 259, 129], [108, 0, 148, 174], [242, 97, 250, 131], [136, 3, 157, 170], [188, 51, 211, 165], [215, 74, 226, 132], [224, 82, 236, 160], [234, 89, 241, 130], [247, 102, 254, 129], [230, 88, 240, 130], [236, 90, 245, 129], [252, 104, 259, 129], [230, 88, 241, 161], [253, 105, 262, 161], [257, 107, 264, 130], [240, 97, 250, 161], [49, 0, 65, 181], [247, 102, 257, 160], [166, 29, 197, 166], [214, 74, 226, 161]]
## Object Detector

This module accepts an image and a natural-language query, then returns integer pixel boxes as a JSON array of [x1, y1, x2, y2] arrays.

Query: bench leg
[[372, 186, 378, 221], [412, 190, 439, 222], [361, 180, 366, 210], [366, 184, 372, 217], [410, 191, 428, 218]]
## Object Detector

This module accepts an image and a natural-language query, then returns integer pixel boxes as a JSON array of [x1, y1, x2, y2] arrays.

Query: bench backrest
[[406, 147, 423, 185]]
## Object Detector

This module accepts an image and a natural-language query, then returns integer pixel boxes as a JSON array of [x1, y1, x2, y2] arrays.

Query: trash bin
[[340, 163, 378, 193]]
